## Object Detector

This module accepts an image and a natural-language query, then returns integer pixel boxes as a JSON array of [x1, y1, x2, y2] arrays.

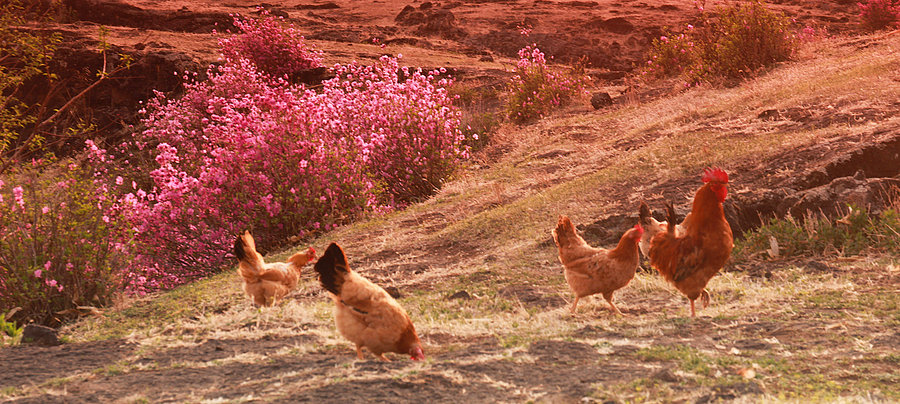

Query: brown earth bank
[[21, 0, 864, 153]]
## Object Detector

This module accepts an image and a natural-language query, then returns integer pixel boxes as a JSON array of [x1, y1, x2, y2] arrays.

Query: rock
[[395, 5, 426, 25], [415, 10, 467, 39], [651, 368, 681, 382], [294, 2, 339, 10], [447, 290, 472, 300], [590, 71, 627, 81], [758, 109, 781, 121], [288, 66, 334, 86], [787, 175, 900, 218], [805, 260, 833, 272], [22, 324, 61, 346], [590, 92, 613, 109], [586, 17, 634, 34]]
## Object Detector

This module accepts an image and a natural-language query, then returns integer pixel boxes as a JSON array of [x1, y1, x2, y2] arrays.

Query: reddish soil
[[26, 0, 864, 151]]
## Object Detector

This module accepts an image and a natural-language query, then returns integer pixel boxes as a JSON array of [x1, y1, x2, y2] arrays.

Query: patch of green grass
[[42, 377, 71, 388], [636, 345, 713, 376], [735, 205, 900, 261], [95, 362, 128, 376], [66, 270, 243, 341], [0, 309, 23, 346], [0, 386, 19, 397]]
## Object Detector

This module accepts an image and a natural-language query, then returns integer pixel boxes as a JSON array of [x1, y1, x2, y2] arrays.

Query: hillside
[[3, 2, 900, 403]]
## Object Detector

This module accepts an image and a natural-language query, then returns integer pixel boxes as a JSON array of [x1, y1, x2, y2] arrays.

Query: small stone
[[590, 92, 613, 109], [447, 290, 472, 300], [757, 109, 780, 121], [22, 324, 61, 346], [650, 368, 680, 382]]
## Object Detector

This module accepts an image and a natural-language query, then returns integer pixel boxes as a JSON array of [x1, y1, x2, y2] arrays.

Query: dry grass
[[17, 34, 900, 403]]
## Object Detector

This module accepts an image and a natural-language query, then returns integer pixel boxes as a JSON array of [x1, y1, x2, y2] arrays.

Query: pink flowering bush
[[329, 60, 467, 204], [100, 53, 466, 294], [505, 44, 588, 123], [643, 30, 696, 78], [220, 9, 323, 78], [0, 159, 131, 325], [858, 0, 900, 30], [643, 2, 797, 84]]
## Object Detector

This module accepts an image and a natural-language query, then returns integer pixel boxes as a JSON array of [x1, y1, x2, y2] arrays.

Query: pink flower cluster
[[506, 44, 587, 123], [219, 9, 324, 78], [99, 54, 465, 293], [858, 0, 900, 30]]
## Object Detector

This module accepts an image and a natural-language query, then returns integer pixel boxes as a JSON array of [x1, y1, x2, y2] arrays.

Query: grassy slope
[[33, 34, 900, 402]]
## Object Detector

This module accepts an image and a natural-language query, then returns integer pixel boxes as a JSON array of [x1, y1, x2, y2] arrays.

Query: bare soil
[[2, 263, 897, 402], [3, 1, 899, 403]]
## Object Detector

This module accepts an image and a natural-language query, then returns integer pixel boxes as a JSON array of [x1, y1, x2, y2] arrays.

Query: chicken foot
[[603, 292, 624, 315], [700, 289, 711, 308]]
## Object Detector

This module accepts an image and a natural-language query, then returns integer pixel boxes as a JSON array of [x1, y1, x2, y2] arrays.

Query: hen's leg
[[689, 299, 697, 317], [603, 292, 624, 315], [356, 345, 365, 360], [570, 297, 580, 314], [377, 353, 391, 362], [700, 289, 711, 309]]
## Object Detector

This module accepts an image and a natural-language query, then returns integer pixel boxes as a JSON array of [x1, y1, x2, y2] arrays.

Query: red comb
[[633, 224, 644, 235], [701, 167, 729, 184]]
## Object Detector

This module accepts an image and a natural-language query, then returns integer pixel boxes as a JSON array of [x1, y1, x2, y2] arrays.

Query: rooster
[[314, 243, 425, 362], [552, 215, 644, 315], [646, 167, 733, 317], [234, 231, 316, 307]]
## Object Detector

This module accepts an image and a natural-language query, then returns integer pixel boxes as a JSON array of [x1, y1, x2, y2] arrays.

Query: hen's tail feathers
[[314, 243, 349, 295], [552, 215, 578, 249], [665, 202, 677, 236], [639, 201, 653, 226], [235, 231, 265, 278]]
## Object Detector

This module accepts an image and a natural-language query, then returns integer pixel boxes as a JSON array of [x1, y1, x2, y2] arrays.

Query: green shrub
[[734, 205, 900, 260], [644, 1, 798, 84], [0, 0, 62, 167], [0, 309, 23, 346], [505, 45, 587, 123], [451, 80, 503, 151], [0, 158, 131, 326]]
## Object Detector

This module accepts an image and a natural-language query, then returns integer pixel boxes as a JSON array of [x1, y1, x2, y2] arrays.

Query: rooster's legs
[[689, 299, 697, 317], [603, 292, 624, 315], [570, 297, 580, 314]]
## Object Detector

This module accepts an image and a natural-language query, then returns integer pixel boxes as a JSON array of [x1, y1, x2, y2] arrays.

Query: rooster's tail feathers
[[664, 202, 677, 235], [314, 243, 349, 295]]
